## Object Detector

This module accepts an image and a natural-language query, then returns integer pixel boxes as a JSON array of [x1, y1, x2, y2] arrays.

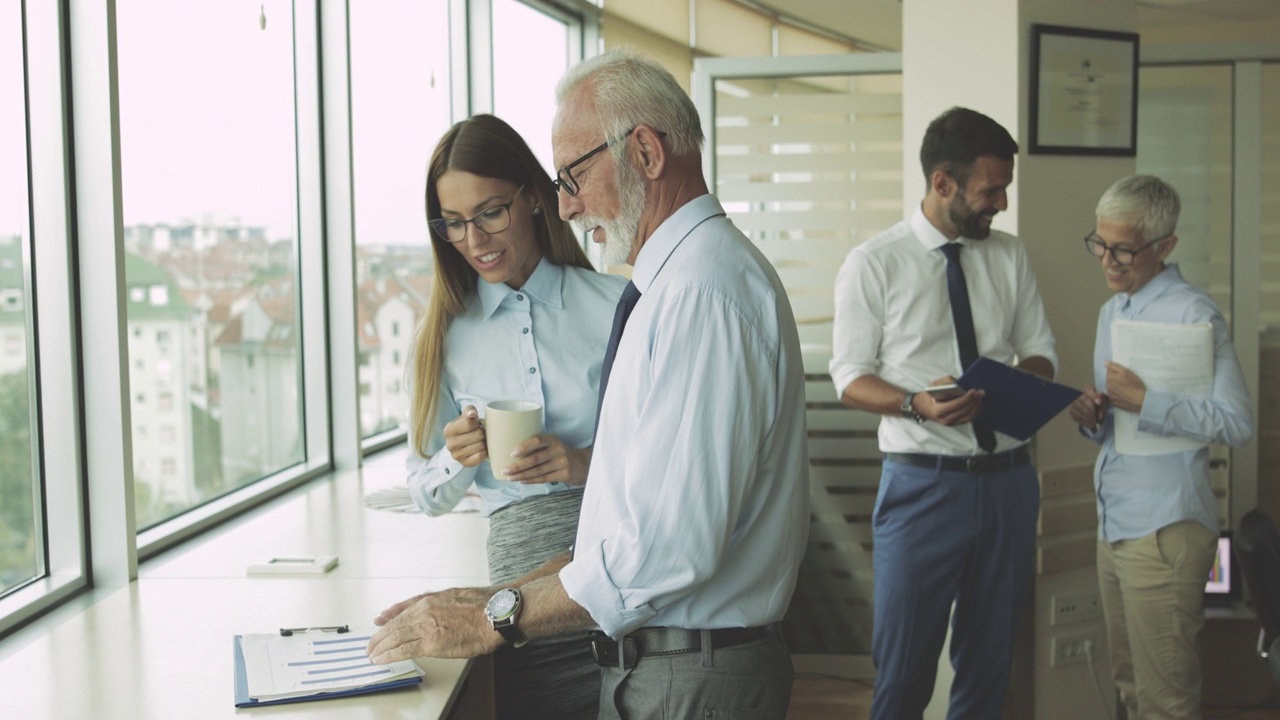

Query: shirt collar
[[1122, 262, 1181, 314], [477, 257, 564, 319], [630, 194, 727, 294], [908, 204, 960, 252]]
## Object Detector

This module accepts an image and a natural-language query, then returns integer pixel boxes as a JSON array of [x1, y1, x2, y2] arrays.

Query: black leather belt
[[589, 625, 776, 669], [884, 446, 1031, 474]]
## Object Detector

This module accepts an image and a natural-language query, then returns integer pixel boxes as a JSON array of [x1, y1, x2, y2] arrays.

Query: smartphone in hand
[[923, 383, 965, 401]]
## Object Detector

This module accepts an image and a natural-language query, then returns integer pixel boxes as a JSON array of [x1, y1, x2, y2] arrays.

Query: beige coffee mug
[[483, 400, 542, 478]]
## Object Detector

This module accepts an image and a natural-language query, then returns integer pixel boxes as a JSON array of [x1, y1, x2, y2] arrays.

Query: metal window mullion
[[67, 0, 136, 588], [1230, 60, 1262, 531], [317, 0, 359, 471]]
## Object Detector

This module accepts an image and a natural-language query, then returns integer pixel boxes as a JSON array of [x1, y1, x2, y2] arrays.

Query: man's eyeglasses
[[553, 127, 666, 196], [1083, 231, 1167, 266], [429, 185, 525, 243]]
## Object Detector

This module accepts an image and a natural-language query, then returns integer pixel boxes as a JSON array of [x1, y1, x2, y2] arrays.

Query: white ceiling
[[749, 0, 1280, 50]]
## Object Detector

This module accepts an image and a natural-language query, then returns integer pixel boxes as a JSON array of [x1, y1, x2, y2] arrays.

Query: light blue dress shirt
[[1083, 263, 1254, 542], [406, 259, 627, 518], [559, 194, 811, 639]]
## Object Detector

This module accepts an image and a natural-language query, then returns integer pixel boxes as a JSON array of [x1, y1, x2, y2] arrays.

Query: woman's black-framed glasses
[[1083, 231, 1166, 266], [429, 185, 525, 243]]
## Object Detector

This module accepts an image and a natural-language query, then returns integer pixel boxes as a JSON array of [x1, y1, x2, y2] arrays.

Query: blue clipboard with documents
[[956, 357, 1081, 441], [233, 628, 424, 707]]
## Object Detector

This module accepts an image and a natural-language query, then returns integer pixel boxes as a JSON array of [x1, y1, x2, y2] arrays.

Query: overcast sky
[[1, 0, 566, 246]]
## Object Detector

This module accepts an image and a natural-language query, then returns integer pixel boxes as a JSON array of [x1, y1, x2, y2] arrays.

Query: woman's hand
[[443, 406, 487, 468], [1068, 385, 1109, 432], [1105, 362, 1147, 413], [500, 435, 591, 486]]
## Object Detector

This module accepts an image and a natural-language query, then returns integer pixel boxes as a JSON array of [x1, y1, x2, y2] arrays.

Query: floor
[[783, 676, 1280, 719]]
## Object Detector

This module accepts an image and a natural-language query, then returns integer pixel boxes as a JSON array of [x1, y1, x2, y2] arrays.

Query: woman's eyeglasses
[[1083, 232, 1167, 266], [429, 185, 525, 243]]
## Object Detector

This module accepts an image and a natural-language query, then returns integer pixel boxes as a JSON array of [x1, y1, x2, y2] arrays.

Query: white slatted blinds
[[712, 73, 903, 350]]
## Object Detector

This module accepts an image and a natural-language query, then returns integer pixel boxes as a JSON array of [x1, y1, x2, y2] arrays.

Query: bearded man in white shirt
[[367, 49, 810, 720], [830, 107, 1057, 720]]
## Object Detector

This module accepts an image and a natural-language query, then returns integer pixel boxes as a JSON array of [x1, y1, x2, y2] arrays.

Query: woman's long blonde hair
[[409, 114, 593, 457]]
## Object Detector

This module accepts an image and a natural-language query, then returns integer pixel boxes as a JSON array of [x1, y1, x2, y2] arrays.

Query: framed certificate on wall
[[1029, 23, 1140, 156]]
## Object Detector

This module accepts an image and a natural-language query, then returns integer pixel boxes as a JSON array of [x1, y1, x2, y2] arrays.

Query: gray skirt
[[487, 488, 599, 720]]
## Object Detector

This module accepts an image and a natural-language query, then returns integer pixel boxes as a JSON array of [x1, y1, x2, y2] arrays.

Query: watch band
[[901, 392, 925, 424]]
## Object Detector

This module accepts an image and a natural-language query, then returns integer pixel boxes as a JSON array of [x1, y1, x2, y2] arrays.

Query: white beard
[[572, 158, 646, 267]]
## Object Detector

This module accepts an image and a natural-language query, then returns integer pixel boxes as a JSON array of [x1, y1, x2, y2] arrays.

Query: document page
[[1110, 319, 1213, 456], [240, 630, 423, 702]]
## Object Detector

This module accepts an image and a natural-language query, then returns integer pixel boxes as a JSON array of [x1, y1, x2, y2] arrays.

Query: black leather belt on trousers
[[589, 625, 776, 669], [884, 445, 1031, 474]]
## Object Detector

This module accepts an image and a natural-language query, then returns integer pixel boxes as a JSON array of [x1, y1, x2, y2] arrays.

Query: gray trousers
[[597, 628, 794, 719]]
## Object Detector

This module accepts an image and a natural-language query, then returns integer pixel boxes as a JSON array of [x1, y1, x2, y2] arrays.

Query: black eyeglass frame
[[1083, 231, 1168, 266], [552, 127, 666, 196], [428, 184, 525, 243]]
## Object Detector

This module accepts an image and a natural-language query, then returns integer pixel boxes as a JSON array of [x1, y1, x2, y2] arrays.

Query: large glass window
[[116, 1, 304, 529], [350, 0, 451, 440], [0, 1, 40, 596], [493, 0, 569, 172]]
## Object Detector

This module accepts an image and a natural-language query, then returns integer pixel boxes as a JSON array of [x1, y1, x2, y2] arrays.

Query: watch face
[[487, 590, 517, 620]]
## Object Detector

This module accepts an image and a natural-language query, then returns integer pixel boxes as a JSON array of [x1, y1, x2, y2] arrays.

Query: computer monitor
[[1205, 531, 1240, 607]]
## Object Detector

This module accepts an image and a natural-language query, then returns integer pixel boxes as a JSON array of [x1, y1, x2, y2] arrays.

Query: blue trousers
[[869, 458, 1039, 720]]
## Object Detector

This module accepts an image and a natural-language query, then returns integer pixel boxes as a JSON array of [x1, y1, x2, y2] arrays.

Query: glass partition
[[0, 0, 41, 596], [116, 0, 304, 529], [350, 0, 451, 439]]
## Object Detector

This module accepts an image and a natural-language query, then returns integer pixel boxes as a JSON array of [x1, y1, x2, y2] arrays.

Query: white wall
[[902, 2, 1136, 718]]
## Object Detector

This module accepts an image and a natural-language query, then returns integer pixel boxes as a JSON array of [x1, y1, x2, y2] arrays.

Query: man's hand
[[444, 406, 487, 468], [914, 376, 984, 426], [502, 435, 591, 485], [367, 587, 501, 664], [1069, 385, 1109, 431], [1105, 362, 1147, 413]]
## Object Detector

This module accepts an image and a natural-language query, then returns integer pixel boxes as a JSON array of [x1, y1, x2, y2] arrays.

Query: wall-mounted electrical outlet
[[1050, 590, 1102, 626], [1049, 630, 1103, 668]]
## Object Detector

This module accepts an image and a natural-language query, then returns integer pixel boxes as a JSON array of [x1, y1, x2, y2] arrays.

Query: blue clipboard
[[956, 357, 1081, 441], [233, 635, 423, 708]]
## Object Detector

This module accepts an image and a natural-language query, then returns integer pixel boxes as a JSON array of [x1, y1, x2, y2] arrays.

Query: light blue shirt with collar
[[406, 258, 627, 518], [1083, 263, 1254, 542], [559, 194, 810, 638]]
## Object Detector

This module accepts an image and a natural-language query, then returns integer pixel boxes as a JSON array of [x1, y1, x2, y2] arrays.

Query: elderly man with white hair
[[1070, 174, 1254, 719]]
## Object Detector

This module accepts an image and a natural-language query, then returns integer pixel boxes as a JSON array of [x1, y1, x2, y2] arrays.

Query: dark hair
[[919, 107, 1018, 188]]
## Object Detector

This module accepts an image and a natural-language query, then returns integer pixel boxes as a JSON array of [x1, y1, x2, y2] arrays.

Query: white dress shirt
[[559, 194, 811, 639], [406, 259, 627, 517], [830, 206, 1058, 455]]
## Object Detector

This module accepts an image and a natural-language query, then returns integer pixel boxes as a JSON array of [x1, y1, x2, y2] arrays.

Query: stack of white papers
[[237, 630, 423, 703], [1110, 320, 1213, 456]]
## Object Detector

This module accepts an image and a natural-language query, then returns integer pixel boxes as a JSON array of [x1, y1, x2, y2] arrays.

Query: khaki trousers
[[1097, 520, 1218, 720]]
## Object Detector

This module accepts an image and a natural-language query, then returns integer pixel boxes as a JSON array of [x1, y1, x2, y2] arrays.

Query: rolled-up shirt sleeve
[[1009, 244, 1058, 375], [1136, 307, 1254, 447], [560, 286, 776, 638], [830, 248, 885, 397], [406, 385, 478, 516]]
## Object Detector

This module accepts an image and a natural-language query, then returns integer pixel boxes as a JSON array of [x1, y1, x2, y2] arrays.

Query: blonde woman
[[404, 114, 624, 718]]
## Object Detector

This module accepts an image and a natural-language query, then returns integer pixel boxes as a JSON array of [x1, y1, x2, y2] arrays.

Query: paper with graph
[[236, 629, 423, 704]]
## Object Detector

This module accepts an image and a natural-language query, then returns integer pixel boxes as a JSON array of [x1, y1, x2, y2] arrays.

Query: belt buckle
[[590, 634, 638, 669], [966, 455, 982, 474]]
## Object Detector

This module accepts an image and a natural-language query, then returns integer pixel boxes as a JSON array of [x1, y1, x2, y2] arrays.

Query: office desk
[[0, 450, 495, 719]]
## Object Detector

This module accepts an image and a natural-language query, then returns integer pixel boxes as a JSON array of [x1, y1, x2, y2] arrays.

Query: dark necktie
[[595, 281, 642, 436], [940, 243, 996, 453]]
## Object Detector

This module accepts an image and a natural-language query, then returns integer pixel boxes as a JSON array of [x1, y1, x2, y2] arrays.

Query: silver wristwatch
[[484, 588, 528, 648]]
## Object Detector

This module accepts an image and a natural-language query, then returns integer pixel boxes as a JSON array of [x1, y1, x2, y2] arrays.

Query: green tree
[[0, 368, 36, 591]]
